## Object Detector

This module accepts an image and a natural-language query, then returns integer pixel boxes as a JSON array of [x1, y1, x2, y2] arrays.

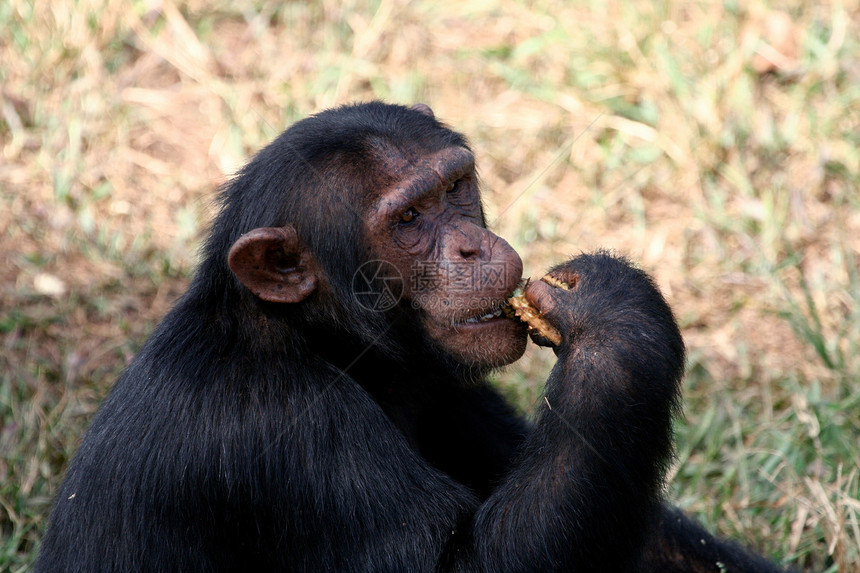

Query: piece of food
[[506, 275, 567, 346], [540, 274, 570, 290]]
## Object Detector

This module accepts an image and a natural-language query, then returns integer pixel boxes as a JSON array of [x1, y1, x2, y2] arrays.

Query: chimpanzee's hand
[[524, 252, 677, 360]]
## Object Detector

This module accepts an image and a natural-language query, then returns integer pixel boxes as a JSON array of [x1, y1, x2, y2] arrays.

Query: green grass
[[2, 0, 858, 570]]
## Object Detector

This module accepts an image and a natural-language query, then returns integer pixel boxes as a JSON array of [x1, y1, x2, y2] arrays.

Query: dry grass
[[2, 0, 859, 570]]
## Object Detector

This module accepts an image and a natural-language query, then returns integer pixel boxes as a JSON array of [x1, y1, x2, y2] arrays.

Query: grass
[[1, 0, 858, 570]]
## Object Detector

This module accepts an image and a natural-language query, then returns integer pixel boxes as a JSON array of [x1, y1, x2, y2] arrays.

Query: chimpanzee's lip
[[460, 306, 508, 325], [455, 297, 515, 325]]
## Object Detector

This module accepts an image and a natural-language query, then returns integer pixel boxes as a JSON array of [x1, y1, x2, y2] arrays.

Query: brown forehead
[[369, 146, 474, 202]]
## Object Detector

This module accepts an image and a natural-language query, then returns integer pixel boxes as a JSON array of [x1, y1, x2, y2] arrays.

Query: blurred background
[[1, 0, 858, 570]]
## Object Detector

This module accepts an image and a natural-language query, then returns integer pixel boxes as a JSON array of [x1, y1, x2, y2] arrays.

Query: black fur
[[36, 102, 788, 572]]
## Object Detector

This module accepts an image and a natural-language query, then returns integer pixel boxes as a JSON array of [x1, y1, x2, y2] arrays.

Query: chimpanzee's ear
[[227, 226, 317, 303]]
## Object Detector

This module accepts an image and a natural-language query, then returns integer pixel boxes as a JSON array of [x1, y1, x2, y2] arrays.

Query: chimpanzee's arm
[[446, 253, 685, 571]]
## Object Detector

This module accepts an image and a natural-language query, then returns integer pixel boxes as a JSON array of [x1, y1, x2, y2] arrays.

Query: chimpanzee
[[36, 102, 788, 572]]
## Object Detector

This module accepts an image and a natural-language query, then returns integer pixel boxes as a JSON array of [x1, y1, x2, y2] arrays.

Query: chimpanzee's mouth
[[461, 306, 507, 324], [451, 271, 574, 329], [455, 295, 517, 325]]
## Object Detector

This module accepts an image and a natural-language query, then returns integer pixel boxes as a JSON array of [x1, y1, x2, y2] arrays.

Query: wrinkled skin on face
[[364, 145, 527, 369]]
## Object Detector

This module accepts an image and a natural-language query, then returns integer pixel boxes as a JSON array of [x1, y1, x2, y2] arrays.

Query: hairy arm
[[449, 253, 685, 572]]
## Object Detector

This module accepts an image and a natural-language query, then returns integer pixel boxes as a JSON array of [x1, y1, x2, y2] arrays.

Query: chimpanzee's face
[[365, 146, 527, 369]]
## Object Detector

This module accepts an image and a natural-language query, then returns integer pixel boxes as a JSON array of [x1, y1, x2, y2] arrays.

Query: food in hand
[[506, 275, 569, 346]]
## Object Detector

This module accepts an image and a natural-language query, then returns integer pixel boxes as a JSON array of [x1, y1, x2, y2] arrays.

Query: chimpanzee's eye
[[400, 207, 419, 224]]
